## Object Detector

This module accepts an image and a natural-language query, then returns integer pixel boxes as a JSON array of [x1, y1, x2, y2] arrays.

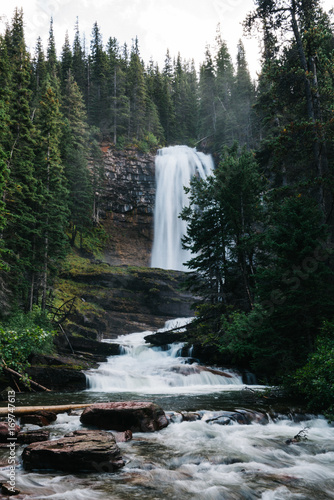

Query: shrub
[[0, 307, 56, 376], [291, 321, 334, 419]]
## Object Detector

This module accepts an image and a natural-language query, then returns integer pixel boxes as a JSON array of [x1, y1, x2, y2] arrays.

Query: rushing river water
[[1, 318, 334, 499]]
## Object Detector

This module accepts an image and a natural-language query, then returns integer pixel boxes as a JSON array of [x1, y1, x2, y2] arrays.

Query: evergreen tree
[[181, 145, 265, 328], [31, 37, 47, 104], [245, 0, 333, 220], [60, 31, 73, 89], [106, 36, 129, 144], [0, 34, 11, 310], [4, 8, 38, 309], [34, 77, 69, 308], [88, 22, 108, 128], [61, 72, 93, 245], [127, 37, 147, 139], [214, 30, 235, 148], [232, 40, 255, 147], [198, 46, 217, 146], [160, 50, 175, 143], [46, 17, 58, 77], [72, 18, 87, 102]]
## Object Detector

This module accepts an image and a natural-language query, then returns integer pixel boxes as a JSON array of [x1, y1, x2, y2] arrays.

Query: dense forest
[[1, 2, 334, 415]]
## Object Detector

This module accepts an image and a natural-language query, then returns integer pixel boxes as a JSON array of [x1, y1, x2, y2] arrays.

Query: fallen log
[[2, 365, 51, 392], [0, 403, 91, 417]]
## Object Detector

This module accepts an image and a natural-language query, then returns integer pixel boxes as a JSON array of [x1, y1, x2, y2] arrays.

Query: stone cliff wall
[[99, 145, 156, 267]]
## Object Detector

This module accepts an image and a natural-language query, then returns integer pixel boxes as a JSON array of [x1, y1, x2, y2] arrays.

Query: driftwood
[[0, 403, 91, 416]]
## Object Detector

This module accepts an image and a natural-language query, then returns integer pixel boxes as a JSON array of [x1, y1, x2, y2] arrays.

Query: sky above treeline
[[1, 0, 334, 79]]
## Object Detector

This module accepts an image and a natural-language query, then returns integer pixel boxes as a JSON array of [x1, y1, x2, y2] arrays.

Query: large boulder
[[20, 411, 57, 427], [22, 430, 124, 472], [80, 401, 169, 432]]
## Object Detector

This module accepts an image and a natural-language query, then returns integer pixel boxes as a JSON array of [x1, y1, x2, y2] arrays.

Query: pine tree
[[61, 72, 93, 246], [232, 40, 255, 147], [46, 17, 58, 77], [60, 31, 73, 89], [0, 34, 11, 310], [72, 18, 87, 102], [214, 29, 235, 147], [244, 0, 333, 220], [160, 50, 175, 143], [34, 77, 69, 308], [127, 37, 147, 140], [88, 22, 108, 128], [31, 37, 47, 103], [4, 8, 38, 308], [106, 36, 129, 144], [181, 145, 265, 316], [198, 46, 217, 146]]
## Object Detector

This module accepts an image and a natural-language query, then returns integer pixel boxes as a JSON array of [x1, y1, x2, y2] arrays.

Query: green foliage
[[0, 307, 56, 375], [182, 144, 265, 311], [291, 321, 334, 419], [136, 133, 161, 153]]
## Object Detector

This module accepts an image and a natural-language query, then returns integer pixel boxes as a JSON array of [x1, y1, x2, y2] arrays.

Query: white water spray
[[151, 145, 214, 271], [85, 318, 243, 393]]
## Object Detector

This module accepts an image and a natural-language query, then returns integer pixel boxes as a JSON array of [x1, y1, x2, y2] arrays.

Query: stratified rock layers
[[22, 430, 125, 472]]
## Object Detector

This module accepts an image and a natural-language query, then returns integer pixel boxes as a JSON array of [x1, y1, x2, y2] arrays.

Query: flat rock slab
[[22, 430, 124, 472], [80, 401, 169, 432]]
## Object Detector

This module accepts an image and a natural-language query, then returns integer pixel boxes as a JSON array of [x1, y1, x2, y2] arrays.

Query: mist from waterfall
[[151, 145, 214, 271]]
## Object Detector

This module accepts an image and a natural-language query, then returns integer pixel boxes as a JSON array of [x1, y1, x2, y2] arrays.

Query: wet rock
[[169, 365, 233, 378], [67, 337, 120, 356], [17, 429, 50, 444], [114, 430, 133, 442], [144, 331, 186, 346], [204, 409, 268, 426], [27, 366, 87, 392], [182, 412, 202, 422], [22, 429, 124, 472], [166, 411, 183, 424], [1, 483, 20, 496], [0, 422, 20, 442], [80, 401, 169, 432], [20, 411, 57, 427]]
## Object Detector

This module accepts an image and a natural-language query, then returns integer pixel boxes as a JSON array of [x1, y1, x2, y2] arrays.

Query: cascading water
[[4, 319, 334, 499], [151, 145, 214, 271], [85, 318, 243, 393]]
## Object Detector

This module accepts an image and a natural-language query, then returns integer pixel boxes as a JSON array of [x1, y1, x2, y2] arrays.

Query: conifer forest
[[1, 2, 334, 417]]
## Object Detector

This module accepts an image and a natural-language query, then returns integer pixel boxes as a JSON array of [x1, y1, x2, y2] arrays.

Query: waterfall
[[151, 145, 214, 271], [85, 318, 243, 393]]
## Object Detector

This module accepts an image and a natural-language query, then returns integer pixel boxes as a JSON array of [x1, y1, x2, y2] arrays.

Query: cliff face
[[99, 145, 156, 267]]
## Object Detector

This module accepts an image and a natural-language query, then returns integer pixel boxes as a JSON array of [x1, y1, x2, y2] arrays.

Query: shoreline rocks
[[22, 429, 125, 472]]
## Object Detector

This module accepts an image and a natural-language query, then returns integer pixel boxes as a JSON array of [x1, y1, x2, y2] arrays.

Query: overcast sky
[[1, 0, 334, 79]]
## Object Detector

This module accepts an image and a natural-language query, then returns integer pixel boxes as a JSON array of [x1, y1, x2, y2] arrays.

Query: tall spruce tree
[[127, 37, 147, 140], [199, 46, 217, 146], [88, 22, 108, 128], [4, 8, 38, 309], [61, 72, 93, 246], [72, 18, 87, 103], [232, 40, 255, 147], [214, 30, 235, 148], [34, 77, 69, 308]]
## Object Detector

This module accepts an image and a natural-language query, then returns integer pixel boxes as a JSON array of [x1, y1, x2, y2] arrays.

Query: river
[[1, 318, 334, 499]]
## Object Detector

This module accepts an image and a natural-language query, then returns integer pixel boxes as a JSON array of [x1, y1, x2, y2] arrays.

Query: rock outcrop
[[99, 145, 156, 267], [80, 401, 169, 432], [22, 429, 125, 472]]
